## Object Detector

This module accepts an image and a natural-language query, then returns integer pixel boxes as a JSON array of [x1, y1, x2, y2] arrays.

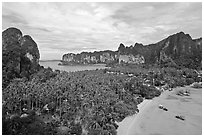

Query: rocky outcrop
[[118, 32, 202, 68], [119, 54, 145, 64], [2, 27, 40, 88], [62, 50, 118, 65], [21, 35, 40, 63], [62, 31, 201, 68]]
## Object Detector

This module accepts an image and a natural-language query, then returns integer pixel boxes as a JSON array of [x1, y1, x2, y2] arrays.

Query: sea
[[39, 60, 108, 72]]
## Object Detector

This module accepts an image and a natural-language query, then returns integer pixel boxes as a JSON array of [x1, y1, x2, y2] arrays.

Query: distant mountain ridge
[[62, 32, 202, 69]]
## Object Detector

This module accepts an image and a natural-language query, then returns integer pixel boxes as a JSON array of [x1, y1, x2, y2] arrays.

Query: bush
[[191, 82, 202, 88], [176, 78, 187, 87], [31, 67, 57, 82], [183, 68, 198, 79], [186, 78, 195, 85], [139, 85, 161, 99], [195, 76, 202, 83], [70, 122, 82, 135], [135, 96, 143, 104]]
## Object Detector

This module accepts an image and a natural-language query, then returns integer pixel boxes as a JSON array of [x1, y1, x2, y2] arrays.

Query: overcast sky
[[2, 2, 202, 60]]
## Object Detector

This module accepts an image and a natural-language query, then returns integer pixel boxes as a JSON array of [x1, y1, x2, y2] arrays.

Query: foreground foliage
[[2, 65, 201, 135]]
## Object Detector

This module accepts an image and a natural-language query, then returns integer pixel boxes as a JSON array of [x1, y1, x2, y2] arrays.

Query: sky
[[2, 2, 202, 60]]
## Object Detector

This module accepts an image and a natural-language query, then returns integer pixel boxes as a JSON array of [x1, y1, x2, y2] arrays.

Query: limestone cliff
[[2, 27, 40, 87], [119, 54, 145, 64], [62, 50, 118, 64], [61, 31, 202, 68]]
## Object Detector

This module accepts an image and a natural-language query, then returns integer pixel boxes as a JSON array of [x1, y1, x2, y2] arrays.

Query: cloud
[[2, 14, 27, 25], [2, 2, 202, 60]]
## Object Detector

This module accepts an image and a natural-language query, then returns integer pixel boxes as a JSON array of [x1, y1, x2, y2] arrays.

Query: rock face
[[119, 54, 145, 64], [62, 50, 118, 65], [62, 31, 202, 69], [62, 31, 201, 68], [2, 27, 40, 87], [124, 32, 202, 68]]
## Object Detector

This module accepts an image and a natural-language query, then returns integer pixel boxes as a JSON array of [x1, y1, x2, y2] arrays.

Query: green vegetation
[[3, 68, 139, 135], [3, 27, 201, 135], [2, 65, 201, 135]]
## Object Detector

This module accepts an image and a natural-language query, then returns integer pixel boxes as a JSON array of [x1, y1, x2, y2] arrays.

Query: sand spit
[[117, 86, 202, 135]]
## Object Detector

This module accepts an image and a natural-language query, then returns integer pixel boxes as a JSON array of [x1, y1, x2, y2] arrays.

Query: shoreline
[[39, 61, 108, 72], [117, 86, 202, 135], [58, 64, 108, 67], [58, 61, 107, 66]]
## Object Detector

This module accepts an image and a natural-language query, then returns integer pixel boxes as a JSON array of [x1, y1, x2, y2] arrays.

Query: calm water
[[39, 61, 108, 72]]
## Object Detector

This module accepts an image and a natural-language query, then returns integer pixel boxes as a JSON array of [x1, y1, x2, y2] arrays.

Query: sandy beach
[[117, 86, 202, 135]]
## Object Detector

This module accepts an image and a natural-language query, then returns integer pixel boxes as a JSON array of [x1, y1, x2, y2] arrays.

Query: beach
[[117, 86, 202, 135]]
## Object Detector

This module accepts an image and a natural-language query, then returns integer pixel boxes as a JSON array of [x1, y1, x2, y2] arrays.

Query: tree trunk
[[31, 101, 33, 110], [60, 97, 61, 117]]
